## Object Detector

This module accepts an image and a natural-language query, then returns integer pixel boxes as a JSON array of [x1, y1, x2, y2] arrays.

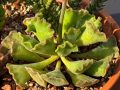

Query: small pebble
[[2, 84, 11, 90], [28, 82, 34, 87]]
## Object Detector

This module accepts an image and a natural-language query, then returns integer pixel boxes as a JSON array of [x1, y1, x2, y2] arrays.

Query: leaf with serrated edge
[[71, 37, 119, 59], [62, 9, 102, 37], [1, 31, 38, 49], [85, 54, 114, 77], [67, 70, 99, 87], [23, 16, 54, 43], [6, 55, 59, 87], [32, 39, 56, 57], [63, 28, 81, 43], [1, 31, 43, 62], [11, 43, 44, 62], [62, 9, 106, 46], [56, 41, 78, 56], [60, 56, 94, 74], [25, 67, 47, 87], [41, 70, 69, 86], [75, 22, 107, 46]]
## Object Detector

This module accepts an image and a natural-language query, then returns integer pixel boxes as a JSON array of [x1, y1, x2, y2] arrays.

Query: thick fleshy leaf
[[55, 41, 78, 56], [0, 4, 5, 31], [23, 16, 54, 43], [63, 28, 81, 43], [60, 57, 94, 74], [75, 22, 107, 46], [1, 31, 38, 49], [62, 9, 102, 37], [1, 31, 43, 62], [71, 37, 119, 59], [41, 70, 69, 86], [63, 9, 106, 46], [32, 39, 56, 57], [67, 70, 99, 87], [85, 55, 114, 77], [25, 67, 47, 87], [6, 55, 59, 87], [11, 43, 44, 62]]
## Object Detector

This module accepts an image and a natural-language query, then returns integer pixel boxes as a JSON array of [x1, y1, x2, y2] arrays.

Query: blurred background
[[105, 0, 120, 26]]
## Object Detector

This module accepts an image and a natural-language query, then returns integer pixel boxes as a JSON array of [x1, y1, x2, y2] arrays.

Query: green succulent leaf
[[7, 63, 30, 87], [41, 70, 69, 86], [1, 31, 38, 49], [67, 70, 99, 87], [71, 37, 119, 59], [25, 67, 47, 87], [85, 55, 114, 77], [56, 41, 78, 56], [23, 16, 54, 43], [0, 4, 5, 31], [75, 22, 107, 46], [1, 31, 43, 62], [6, 55, 59, 87], [32, 39, 56, 57], [41, 61, 68, 86], [63, 9, 102, 37], [11, 43, 44, 62], [63, 9, 106, 46], [60, 57, 94, 74], [63, 28, 81, 43]]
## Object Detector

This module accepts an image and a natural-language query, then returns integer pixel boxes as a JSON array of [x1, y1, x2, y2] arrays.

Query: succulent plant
[[25, 67, 47, 87], [60, 56, 94, 74], [41, 61, 69, 86], [67, 70, 99, 87], [1, 0, 119, 88], [6, 55, 59, 87]]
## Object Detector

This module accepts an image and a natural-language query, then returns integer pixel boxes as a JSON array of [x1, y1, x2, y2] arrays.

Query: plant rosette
[[0, 0, 120, 90]]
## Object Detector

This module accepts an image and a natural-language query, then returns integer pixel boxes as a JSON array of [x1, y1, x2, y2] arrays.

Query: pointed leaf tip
[[61, 57, 94, 74], [1, 31, 43, 62], [85, 55, 115, 77], [6, 56, 58, 87], [23, 16, 54, 43], [75, 22, 107, 46], [56, 41, 78, 56], [63, 9, 106, 46], [32, 39, 56, 57], [71, 37, 119, 59], [25, 67, 47, 87], [68, 70, 99, 87], [41, 70, 69, 86]]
